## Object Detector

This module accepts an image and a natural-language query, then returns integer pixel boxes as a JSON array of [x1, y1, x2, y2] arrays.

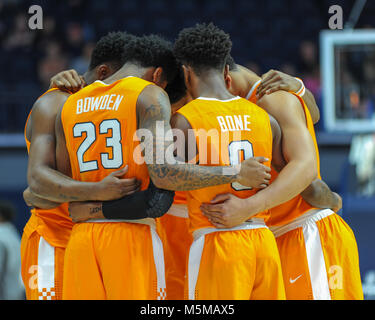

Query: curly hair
[[89, 31, 135, 70], [164, 65, 187, 104], [226, 54, 238, 71], [123, 34, 179, 83], [173, 23, 232, 74]]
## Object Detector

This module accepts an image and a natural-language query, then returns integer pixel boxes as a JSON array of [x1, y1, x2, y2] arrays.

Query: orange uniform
[[156, 197, 191, 300], [177, 96, 285, 300], [61, 77, 166, 300], [21, 88, 73, 300], [248, 81, 363, 300]]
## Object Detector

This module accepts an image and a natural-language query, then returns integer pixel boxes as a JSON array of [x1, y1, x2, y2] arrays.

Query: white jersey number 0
[[228, 140, 253, 191]]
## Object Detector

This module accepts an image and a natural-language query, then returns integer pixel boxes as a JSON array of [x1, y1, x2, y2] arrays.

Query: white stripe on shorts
[[37, 237, 55, 300], [187, 235, 205, 300], [302, 217, 331, 300], [271, 209, 333, 300], [150, 227, 167, 300]]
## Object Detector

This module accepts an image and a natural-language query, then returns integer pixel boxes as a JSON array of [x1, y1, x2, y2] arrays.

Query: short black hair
[[173, 23, 232, 74], [0, 200, 16, 222], [123, 34, 179, 83], [226, 55, 238, 71], [89, 31, 135, 70]]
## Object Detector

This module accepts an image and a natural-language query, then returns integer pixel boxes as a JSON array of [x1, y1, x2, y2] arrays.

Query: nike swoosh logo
[[289, 275, 302, 284]]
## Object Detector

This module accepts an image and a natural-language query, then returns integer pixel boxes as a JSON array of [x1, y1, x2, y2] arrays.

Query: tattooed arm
[[136, 85, 271, 191]]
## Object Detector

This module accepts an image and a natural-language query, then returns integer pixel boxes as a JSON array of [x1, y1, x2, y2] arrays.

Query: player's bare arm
[[256, 69, 320, 124], [269, 114, 286, 173], [26, 98, 140, 206], [300, 179, 342, 212], [251, 91, 318, 208], [67, 179, 175, 223], [23, 187, 61, 209], [137, 85, 269, 191], [201, 115, 286, 228]]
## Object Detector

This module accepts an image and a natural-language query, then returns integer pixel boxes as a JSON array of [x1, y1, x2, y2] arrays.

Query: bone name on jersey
[[216, 115, 251, 132]]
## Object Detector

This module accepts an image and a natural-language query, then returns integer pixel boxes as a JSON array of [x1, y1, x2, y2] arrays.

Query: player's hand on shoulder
[[49, 69, 85, 93], [256, 69, 301, 99], [236, 157, 271, 189], [95, 166, 141, 201]]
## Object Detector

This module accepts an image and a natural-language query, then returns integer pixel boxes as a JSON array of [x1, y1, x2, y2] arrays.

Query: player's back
[[61, 77, 151, 189], [177, 96, 273, 233]]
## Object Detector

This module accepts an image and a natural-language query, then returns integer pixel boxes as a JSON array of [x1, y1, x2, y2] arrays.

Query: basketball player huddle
[[21, 23, 363, 300]]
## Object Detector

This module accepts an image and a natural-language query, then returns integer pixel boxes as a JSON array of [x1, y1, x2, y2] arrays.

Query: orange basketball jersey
[[173, 191, 187, 205], [247, 81, 322, 226], [24, 88, 72, 248], [61, 77, 151, 190], [177, 96, 273, 233]]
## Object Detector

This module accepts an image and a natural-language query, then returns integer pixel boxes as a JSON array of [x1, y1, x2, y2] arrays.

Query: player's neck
[[238, 65, 261, 97], [102, 63, 148, 84], [194, 71, 235, 100]]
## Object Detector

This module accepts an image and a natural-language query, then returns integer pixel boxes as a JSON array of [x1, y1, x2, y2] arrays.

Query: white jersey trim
[[197, 96, 241, 102], [245, 79, 261, 100]]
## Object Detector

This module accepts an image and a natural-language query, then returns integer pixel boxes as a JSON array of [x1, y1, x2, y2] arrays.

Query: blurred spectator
[[244, 61, 262, 76], [3, 13, 36, 51], [64, 22, 85, 57], [34, 15, 58, 52], [279, 63, 297, 77], [0, 200, 25, 300], [299, 41, 318, 74], [37, 42, 68, 88], [298, 40, 321, 99], [1, 0, 375, 133], [70, 41, 95, 75]]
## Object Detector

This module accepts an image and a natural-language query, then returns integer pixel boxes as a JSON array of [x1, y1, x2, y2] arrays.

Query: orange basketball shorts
[[62, 219, 166, 300], [186, 220, 286, 300], [270, 209, 363, 300], [157, 204, 193, 300], [20, 230, 65, 300]]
